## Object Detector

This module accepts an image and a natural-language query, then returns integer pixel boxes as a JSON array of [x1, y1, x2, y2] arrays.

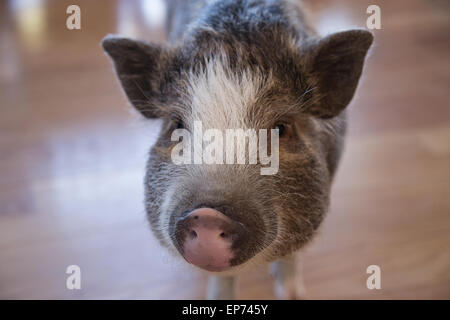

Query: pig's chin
[[186, 259, 253, 275], [190, 264, 232, 273], [182, 241, 235, 272], [179, 245, 267, 275], [172, 242, 261, 274]]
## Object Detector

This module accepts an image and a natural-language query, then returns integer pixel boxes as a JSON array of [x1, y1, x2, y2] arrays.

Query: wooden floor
[[0, 0, 449, 299]]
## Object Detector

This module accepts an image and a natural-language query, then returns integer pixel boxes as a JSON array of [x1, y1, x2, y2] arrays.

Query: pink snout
[[175, 208, 246, 272]]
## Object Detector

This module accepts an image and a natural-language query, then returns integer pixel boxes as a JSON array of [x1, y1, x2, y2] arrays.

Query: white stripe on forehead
[[184, 54, 270, 130]]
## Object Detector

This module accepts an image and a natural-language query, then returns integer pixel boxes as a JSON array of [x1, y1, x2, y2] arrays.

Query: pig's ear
[[304, 30, 373, 118], [102, 35, 173, 118]]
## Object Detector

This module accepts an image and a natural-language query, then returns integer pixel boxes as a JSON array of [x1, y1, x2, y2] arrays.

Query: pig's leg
[[270, 253, 306, 299], [206, 275, 235, 300]]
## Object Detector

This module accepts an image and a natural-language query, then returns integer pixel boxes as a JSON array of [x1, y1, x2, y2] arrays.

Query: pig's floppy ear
[[304, 30, 373, 118], [102, 35, 172, 118]]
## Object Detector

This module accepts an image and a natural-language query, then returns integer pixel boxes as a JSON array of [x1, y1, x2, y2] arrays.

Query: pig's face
[[102, 29, 372, 273]]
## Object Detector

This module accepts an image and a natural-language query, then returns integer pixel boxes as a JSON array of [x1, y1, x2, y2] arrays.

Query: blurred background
[[0, 0, 449, 299]]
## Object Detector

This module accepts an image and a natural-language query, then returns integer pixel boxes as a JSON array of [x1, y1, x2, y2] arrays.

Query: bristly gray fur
[[102, 0, 373, 273]]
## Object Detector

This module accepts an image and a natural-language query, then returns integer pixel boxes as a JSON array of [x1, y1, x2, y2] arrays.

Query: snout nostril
[[189, 230, 197, 238], [219, 232, 227, 238], [193, 215, 199, 220]]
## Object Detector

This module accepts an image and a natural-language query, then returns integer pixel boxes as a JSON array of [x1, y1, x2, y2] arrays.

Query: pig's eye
[[274, 124, 286, 137], [175, 120, 185, 130]]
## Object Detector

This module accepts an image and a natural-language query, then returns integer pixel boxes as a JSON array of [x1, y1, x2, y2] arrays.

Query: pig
[[102, 0, 373, 299]]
